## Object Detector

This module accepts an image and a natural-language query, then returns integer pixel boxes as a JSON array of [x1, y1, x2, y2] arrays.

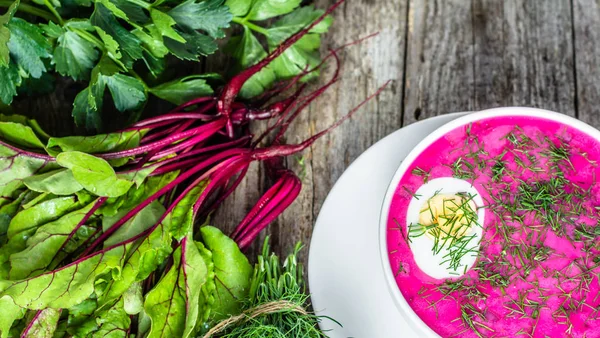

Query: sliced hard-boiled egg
[[406, 177, 485, 279]]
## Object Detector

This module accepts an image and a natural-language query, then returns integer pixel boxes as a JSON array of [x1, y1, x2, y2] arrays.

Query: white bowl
[[378, 107, 600, 337]]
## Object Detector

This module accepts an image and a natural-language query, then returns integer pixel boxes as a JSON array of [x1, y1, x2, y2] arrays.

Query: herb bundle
[[0, 2, 382, 335], [0, 0, 332, 130]]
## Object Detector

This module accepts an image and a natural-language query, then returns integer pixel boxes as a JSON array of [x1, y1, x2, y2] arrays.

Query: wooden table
[[21, 0, 600, 270]]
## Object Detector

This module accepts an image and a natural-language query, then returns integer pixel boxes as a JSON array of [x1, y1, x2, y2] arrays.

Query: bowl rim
[[377, 107, 600, 337]]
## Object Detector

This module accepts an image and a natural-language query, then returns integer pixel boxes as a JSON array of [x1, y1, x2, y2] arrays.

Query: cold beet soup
[[386, 116, 600, 338]]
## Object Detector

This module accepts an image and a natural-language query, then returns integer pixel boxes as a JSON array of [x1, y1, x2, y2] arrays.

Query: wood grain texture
[[404, 0, 576, 126], [403, 0, 476, 125], [573, 0, 600, 126], [474, 0, 576, 115]]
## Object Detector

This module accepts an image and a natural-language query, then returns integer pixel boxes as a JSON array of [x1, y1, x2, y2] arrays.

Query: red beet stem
[[235, 173, 302, 249], [218, 0, 346, 138], [148, 137, 252, 175], [231, 171, 300, 240], [252, 80, 391, 161], [99, 119, 226, 160]]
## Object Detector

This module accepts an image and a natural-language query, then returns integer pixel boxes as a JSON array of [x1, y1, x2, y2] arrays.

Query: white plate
[[308, 113, 468, 338]]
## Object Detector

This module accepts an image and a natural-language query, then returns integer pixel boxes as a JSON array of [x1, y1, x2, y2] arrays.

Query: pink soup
[[386, 116, 600, 338]]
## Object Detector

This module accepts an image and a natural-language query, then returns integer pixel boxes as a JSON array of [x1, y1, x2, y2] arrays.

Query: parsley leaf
[[105, 73, 146, 112], [7, 18, 52, 78], [149, 75, 214, 105], [73, 56, 146, 130], [133, 25, 169, 58], [225, 26, 275, 98], [164, 28, 217, 61], [0, 0, 19, 67], [52, 27, 100, 81], [91, 2, 143, 64], [169, 0, 232, 39], [245, 0, 301, 21], [150, 9, 186, 43], [224, 0, 251, 17], [0, 63, 20, 104], [266, 7, 332, 79], [227, 5, 332, 98]]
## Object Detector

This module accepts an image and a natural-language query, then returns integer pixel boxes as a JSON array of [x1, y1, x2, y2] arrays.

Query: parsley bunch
[[0, 0, 332, 131]]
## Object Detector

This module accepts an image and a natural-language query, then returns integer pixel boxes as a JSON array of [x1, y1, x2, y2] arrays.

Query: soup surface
[[386, 116, 600, 338]]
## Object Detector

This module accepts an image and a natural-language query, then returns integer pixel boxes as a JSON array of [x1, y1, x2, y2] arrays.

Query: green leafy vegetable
[[226, 3, 332, 97], [21, 308, 61, 338], [149, 75, 214, 105], [56, 151, 134, 197], [0, 0, 232, 130], [143, 236, 205, 338], [0, 0, 19, 67]]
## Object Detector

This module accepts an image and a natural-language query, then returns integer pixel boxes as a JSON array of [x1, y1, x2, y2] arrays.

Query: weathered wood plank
[[474, 0, 575, 115], [403, 0, 476, 125], [213, 0, 408, 264], [404, 0, 576, 125], [573, 0, 600, 127]]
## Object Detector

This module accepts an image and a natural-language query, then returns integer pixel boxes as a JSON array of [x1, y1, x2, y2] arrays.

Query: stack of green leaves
[[0, 114, 261, 337], [0, 0, 332, 131]]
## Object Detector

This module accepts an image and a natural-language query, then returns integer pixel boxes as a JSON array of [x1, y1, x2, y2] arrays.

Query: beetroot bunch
[[0, 0, 386, 336]]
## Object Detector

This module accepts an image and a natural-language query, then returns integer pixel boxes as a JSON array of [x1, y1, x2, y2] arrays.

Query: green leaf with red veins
[[200, 226, 252, 320], [9, 201, 97, 279], [195, 241, 215, 323], [0, 244, 127, 310], [100, 171, 178, 218], [20, 308, 61, 338], [144, 236, 206, 338], [0, 121, 45, 149], [56, 151, 134, 197], [47, 129, 147, 155], [0, 191, 25, 244], [123, 282, 143, 315], [7, 195, 81, 240], [97, 214, 173, 309], [0, 145, 55, 209], [166, 181, 207, 240], [91, 298, 130, 338], [102, 200, 165, 248], [0, 296, 24, 338], [0, 114, 49, 141], [0, 122, 43, 149], [23, 169, 84, 196]]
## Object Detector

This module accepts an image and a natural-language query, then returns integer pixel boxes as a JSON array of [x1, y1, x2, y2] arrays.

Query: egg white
[[406, 177, 485, 279]]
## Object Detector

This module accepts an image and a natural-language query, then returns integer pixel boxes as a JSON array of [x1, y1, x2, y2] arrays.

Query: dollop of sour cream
[[406, 177, 485, 279]]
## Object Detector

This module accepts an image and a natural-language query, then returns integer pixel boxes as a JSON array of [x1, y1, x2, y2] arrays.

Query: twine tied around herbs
[[202, 300, 309, 338]]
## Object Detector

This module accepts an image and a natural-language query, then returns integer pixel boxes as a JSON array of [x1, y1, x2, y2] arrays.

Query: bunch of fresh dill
[[212, 239, 335, 338]]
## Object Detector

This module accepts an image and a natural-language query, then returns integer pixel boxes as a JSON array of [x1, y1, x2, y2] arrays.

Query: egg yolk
[[419, 194, 477, 239]]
